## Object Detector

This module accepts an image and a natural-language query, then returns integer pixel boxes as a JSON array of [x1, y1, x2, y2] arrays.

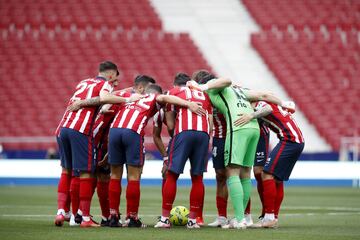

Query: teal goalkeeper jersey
[[206, 83, 259, 133]]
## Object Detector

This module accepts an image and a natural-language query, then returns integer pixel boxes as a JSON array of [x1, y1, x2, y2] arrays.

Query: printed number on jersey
[[181, 87, 205, 100], [71, 82, 97, 101], [127, 94, 155, 110]]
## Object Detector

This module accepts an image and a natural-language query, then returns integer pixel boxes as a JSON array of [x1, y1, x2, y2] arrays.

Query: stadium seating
[[243, 0, 360, 150], [242, 0, 360, 31], [0, 0, 212, 151]]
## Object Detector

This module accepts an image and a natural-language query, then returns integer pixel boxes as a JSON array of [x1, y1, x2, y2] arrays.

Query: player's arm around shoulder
[[99, 88, 144, 104], [243, 89, 295, 112], [187, 78, 232, 94], [155, 94, 206, 116], [233, 101, 273, 127]]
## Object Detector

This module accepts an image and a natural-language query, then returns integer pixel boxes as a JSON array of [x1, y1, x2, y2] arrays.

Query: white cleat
[[208, 216, 228, 227], [251, 218, 278, 229], [245, 214, 253, 226], [154, 218, 171, 228], [221, 218, 247, 229], [187, 219, 201, 229]]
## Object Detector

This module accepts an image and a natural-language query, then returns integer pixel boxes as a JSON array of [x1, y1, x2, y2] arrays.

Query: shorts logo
[[256, 152, 264, 156], [265, 157, 271, 165]]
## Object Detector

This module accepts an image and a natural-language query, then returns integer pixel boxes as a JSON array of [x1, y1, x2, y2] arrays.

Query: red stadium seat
[[0, 0, 214, 151]]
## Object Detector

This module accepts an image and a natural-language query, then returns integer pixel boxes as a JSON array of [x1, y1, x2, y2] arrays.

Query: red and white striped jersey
[[56, 77, 113, 136], [111, 92, 159, 136], [153, 108, 167, 128], [93, 104, 119, 147], [213, 109, 226, 138], [166, 86, 213, 135], [255, 101, 304, 143]]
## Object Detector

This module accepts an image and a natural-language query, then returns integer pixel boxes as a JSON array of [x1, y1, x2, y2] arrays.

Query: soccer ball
[[169, 206, 189, 226]]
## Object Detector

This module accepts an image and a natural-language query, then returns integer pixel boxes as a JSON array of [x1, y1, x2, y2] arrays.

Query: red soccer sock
[[161, 178, 166, 196], [275, 181, 284, 219], [79, 177, 96, 217], [216, 196, 227, 218], [108, 178, 121, 215], [70, 177, 80, 215], [97, 180, 110, 219], [255, 173, 265, 216], [245, 198, 251, 215], [57, 173, 72, 211], [162, 171, 179, 217], [198, 181, 205, 219], [126, 180, 140, 218], [189, 175, 204, 219], [262, 179, 276, 214]]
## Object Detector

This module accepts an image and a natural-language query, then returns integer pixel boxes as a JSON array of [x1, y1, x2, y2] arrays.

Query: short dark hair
[[146, 84, 163, 94], [134, 75, 156, 86], [192, 69, 216, 84], [99, 61, 119, 76], [173, 72, 191, 86]]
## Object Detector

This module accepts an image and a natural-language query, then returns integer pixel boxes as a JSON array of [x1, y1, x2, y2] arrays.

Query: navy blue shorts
[[108, 128, 145, 167], [212, 137, 225, 170], [264, 140, 304, 181], [167, 130, 210, 175], [57, 127, 96, 173], [254, 132, 270, 167]]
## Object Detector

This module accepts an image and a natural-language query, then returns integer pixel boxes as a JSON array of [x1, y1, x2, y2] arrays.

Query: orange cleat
[[80, 218, 100, 228]]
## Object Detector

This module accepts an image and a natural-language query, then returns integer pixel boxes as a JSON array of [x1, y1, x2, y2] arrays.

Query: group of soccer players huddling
[[54, 61, 304, 229]]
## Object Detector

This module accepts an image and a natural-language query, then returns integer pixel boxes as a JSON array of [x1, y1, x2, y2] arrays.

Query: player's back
[[168, 86, 212, 135], [57, 77, 113, 135], [207, 86, 259, 132], [260, 101, 304, 143], [111, 92, 158, 135]]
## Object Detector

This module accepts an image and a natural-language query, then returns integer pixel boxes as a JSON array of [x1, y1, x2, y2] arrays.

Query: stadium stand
[[243, 0, 360, 150], [0, 0, 212, 151]]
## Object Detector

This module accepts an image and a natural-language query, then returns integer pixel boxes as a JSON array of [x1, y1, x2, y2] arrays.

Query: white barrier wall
[[0, 160, 359, 181]]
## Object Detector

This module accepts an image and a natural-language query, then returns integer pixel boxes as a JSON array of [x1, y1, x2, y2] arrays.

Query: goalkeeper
[[189, 70, 293, 229]]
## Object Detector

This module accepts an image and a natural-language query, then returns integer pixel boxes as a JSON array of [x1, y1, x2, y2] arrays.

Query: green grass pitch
[[0, 185, 359, 240]]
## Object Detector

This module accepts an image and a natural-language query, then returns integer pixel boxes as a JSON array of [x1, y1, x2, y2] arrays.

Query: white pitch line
[[1, 212, 360, 219]]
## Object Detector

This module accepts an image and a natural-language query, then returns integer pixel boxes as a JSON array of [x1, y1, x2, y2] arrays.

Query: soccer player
[[207, 109, 229, 227], [152, 107, 170, 192], [244, 116, 270, 226], [189, 70, 293, 229], [54, 61, 143, 227], [107, 77, 206, 228], [155, 73, 213, 229], [235, 100, 304, 228]]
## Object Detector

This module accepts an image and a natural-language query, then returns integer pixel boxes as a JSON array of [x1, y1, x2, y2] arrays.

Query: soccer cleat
[[245, 214, 253, 226], [186, 219, 200, 229], [54, 214, 65, 227], [251, 218, 277, 229], [127, 216, 147, 228], [109, 214, 122, 227], [221, 218, 247, 229], [69, 214, 80, 227], [154, 218, 171, 228], [100, 218, 110, 227], [80, 218, 100, 228], [196, 217, 204, 226], [208, 216, 228, 227], [64, 212, 71, 222]]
